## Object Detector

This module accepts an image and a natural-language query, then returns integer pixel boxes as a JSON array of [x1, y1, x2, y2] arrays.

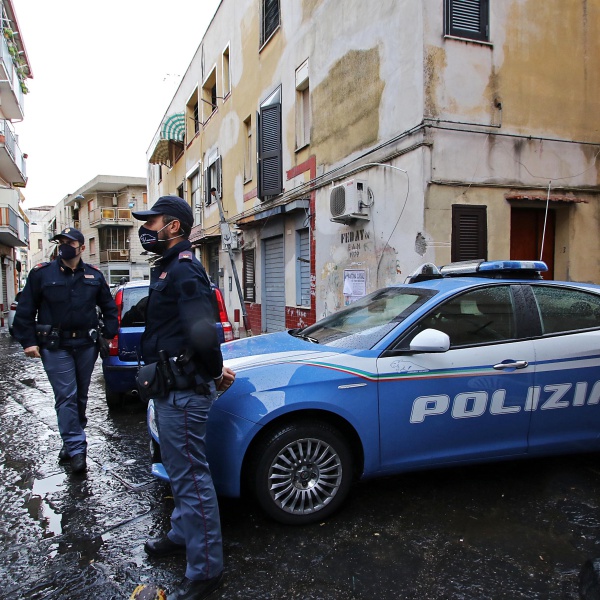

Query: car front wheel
[[251, 421, 353, 525]]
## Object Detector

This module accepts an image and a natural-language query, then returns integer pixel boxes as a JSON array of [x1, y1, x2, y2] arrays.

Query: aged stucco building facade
[[0, 0, 31, 320], [146, 0, 600, 334]]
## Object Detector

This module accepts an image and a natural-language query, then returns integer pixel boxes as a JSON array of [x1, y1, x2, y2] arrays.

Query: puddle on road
[[25, 472, 66, 537]]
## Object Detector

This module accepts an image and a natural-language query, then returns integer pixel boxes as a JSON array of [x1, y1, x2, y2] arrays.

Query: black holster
[[36, 324, 60, 350]]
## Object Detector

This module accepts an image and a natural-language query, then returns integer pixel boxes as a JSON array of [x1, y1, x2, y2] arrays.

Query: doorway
[[510, 207, 555, 280]]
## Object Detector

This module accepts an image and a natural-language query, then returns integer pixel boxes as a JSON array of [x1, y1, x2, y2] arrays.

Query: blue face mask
[[58, 243, 80, 260]]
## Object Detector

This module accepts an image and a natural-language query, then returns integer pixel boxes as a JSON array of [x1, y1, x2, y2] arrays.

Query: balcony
[[100, 248, 130, 262], [89, 207, 133, 228], [0, 203, 27, 247], [0, 34, 25, 120], [0, 120, 26, 186]]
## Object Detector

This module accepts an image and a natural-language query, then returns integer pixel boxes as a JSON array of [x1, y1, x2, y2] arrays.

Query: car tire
[[250, 420, 353, 525], [105, 386, 123, 409]]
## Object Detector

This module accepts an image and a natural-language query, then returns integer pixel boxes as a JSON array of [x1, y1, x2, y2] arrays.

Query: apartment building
[[0, 0, 31, 318], [146, 0, 600, 334], [30, 175, 150, 285]]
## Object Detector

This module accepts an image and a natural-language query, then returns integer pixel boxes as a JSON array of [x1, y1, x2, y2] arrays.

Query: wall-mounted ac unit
[[329, 179, 371, 224]]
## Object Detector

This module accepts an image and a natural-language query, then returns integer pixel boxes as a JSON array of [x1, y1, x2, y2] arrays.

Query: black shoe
[[144, 536, 186, 558], [167, 573, 223, 600], [70, 453, 86, 473], [58, 445, 70, 462]]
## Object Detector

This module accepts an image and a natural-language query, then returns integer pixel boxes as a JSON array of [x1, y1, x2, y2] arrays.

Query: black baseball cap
[[51, 227, 84, 244], [132, 195, 194, 228]]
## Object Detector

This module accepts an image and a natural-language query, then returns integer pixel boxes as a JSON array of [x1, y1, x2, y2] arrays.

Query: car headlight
[[147, 399, 159, 442]]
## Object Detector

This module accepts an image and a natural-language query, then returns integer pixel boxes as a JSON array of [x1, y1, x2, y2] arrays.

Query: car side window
[[530, 285, 600, 335], [121, 288, 148, 327], [407, 285, 516, 348]]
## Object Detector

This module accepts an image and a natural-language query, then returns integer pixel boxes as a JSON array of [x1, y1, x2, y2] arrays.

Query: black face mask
[[138, 223, 182, 254], [58, 243, 80, 260]]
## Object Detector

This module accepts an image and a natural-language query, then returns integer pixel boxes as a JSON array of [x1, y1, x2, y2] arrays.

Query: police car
[[147, 260, 600, 525]]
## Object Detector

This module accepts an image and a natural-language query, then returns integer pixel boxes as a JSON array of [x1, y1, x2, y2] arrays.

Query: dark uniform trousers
[[41, 340, 98, 457], [154, 385, 223, 581]]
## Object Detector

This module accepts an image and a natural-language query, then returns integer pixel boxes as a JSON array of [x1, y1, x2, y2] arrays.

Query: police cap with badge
[[132, 196, 194, 227], [51, 227, 85, 244]]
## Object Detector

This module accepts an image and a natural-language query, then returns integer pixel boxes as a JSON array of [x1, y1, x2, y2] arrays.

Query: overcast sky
[[13, 0, 220, 208]]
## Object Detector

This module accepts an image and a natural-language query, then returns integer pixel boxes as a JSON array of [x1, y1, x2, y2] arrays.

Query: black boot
[[144, 536, 186, 557], [58, 445, 70, 462], [167, 573, 223, 600], [70, 453, 86, 473]]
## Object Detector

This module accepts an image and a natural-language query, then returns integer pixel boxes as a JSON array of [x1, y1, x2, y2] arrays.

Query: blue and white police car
[[147, 260, 600, 525]]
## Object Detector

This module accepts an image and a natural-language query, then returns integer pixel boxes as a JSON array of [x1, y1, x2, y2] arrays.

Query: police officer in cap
[[133, 196, 235, 600], [13, 227, 118, 473]]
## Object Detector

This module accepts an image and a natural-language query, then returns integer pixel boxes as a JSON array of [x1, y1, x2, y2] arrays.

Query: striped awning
[[161, 112, 185, 142], [147, 112, 185, 165]]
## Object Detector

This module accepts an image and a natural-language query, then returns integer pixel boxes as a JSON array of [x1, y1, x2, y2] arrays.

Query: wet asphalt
[[1, 328, 600, 599]]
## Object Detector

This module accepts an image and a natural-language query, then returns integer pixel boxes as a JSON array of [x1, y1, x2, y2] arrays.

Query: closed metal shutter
[[445, 0, 489, 41], [264, 235, 285, 332], [451, 205, 487, 262]]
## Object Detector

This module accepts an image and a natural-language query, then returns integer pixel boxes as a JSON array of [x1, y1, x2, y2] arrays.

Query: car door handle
[[493, 360, 528, 370]]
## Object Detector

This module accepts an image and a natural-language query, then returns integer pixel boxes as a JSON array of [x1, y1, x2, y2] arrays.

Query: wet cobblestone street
[[1, 329, 600, 599]]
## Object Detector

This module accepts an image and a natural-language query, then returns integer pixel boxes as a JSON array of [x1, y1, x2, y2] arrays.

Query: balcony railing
[[100, 249, 130, 262], [0, 119, 26, 184], [0, 34, 25, 120], [89, 207, 133, 227], [0, 204, 27, 246]]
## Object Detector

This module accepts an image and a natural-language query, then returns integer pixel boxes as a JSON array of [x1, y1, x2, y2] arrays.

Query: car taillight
[[114, 289, 123, 324], [213, 287, 234, 342], [108, 335, 119, 357]]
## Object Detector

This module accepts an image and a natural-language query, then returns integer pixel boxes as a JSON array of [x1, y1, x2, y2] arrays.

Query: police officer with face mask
[[13, 227, 118, 473], [132, 196, 235, 600]]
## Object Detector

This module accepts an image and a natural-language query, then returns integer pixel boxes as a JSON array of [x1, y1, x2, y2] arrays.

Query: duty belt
[[60, 329, 91, 339]]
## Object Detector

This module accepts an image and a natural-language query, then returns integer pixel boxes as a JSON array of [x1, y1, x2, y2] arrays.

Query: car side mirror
[[409, 328, 450, 352]]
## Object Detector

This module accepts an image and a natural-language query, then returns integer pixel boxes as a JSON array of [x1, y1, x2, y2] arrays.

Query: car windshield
[[121, 287, 149, 327], [295, 286, 437, 349]]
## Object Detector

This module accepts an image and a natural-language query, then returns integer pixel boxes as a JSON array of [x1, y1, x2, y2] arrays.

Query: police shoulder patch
[[88, 264, 100, 271], [33, 262, 50, 270], [178, 251, 193, 262]]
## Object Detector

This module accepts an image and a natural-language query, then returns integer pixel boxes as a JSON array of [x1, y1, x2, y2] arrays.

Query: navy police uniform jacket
[[13, 257, 119, 349], [141, 239, 223, 382]]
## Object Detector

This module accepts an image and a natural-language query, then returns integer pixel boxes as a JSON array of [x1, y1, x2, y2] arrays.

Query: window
[[100, 228, 128, 250], [451, 205, 487, 262], [531, 286, 600, 335], [261, 0, 280, 46], [411, 286, 516, 348], [295, 60, 310, 149], [258, 87, 283, 199], [177, 183, 184, 198], [89, 237, 96, 255], [204, 156, 222, 206], [243, 249, 256, 302], [37, 238, 42, 250], [202, 68, 218, 121], [445, 0, 489, 42], [222, 46, 231, 98], [296, 228, 310, 306], [186, 90, 200, 139], [189, 170, 201, 216], [244, 116, 253, 182]]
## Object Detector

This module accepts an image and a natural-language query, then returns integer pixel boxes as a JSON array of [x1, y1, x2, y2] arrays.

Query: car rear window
[[121, 287, 149, 327]]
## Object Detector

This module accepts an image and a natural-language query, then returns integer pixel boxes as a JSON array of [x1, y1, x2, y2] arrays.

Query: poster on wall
[[343, 269, 366, 305]]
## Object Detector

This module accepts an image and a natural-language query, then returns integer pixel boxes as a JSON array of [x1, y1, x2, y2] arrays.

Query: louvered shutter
[[258, 103, 283, 199], [451, 205, 487, 262], [243, 249, 256, 302], [446, 0, 489, 41], [204, 166, 211, 206]]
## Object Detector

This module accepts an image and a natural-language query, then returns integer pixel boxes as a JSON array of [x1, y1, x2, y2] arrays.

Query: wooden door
[[510, 207, 555, 279]]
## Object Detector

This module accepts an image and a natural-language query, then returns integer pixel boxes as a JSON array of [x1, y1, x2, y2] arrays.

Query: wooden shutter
[[258, 103, 283, 199], [445, 0, 489, 41], [451, 205, 487, 262], [243, 249, 256, 302]]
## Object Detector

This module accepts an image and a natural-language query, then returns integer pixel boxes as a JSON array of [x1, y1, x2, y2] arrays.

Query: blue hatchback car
[[102, 279, 232, 407], [148, 260, 600, 524]]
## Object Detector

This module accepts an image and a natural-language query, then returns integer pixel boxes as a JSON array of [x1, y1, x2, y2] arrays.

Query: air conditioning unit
[[329, 179, 371, 224]]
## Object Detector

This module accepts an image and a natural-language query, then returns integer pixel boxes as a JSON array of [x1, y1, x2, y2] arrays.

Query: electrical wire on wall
[[353, 163, 411, 287]]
